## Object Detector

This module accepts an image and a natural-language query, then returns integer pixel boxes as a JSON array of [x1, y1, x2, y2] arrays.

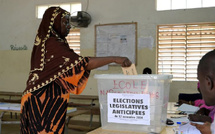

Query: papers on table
[[0, 103, 21, 111], [168, 103, 203, 134], [168, 103, 200, 126], [177, 103, 200, 114], [174, 123, 201, 134], [169, 116, 189, 126]]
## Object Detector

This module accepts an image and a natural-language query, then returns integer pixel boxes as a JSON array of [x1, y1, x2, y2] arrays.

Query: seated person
[[179, 82, 215, 123], [189, 82, 215, 123], [142, 67, 152, 74], [189, 50, 215, 134]]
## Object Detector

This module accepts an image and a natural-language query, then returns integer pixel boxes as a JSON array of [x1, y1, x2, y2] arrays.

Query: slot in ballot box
[[94, 74, 173, 133]]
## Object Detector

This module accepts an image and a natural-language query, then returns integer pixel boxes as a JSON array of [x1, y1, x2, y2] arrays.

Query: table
[[87, 127, 175, 134], [87, 102, 181, 134], [68, 95, 100, 131], [0, 103, 21, 134]]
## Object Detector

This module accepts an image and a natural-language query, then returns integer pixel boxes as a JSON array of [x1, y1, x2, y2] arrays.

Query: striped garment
[[20, 64, 90, 134]]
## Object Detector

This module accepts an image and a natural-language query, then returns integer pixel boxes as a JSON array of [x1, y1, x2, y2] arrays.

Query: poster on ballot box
[[107, 93, 150, 125]]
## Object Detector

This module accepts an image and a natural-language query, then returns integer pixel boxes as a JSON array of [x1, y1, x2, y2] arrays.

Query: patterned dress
[[20, 7, 91, 133], [20, 62, 90, 134]]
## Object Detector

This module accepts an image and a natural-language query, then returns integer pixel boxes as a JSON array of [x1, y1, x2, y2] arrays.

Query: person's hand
[[114, 57, 132, 67], [190, 122, 212, 134], [189, 114, 212, 123]]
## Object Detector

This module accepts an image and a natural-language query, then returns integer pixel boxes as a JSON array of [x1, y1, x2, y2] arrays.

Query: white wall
[[0, 0, 215, 101]]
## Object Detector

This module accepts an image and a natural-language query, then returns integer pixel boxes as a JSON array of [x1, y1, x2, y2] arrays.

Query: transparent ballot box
[[94, 74, 173, 133]]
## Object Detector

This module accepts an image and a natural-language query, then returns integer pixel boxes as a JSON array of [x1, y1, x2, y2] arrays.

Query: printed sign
[[107, 93, 150, 125]]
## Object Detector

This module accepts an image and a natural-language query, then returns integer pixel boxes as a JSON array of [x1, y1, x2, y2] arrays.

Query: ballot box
[[94, 74, 173, 133]]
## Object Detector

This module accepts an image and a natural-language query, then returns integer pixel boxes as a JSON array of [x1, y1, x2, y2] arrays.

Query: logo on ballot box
[[107, 93, 150, 125]]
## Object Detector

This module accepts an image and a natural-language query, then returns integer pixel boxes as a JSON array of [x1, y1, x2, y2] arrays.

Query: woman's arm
[[85, 56, 132, 70]]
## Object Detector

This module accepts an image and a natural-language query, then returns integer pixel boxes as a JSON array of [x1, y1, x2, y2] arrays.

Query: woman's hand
[[190, 122, 212, 134], [114, 57, 132, 67]]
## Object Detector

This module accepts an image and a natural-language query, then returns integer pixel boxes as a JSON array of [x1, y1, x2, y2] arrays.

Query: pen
[[190, 121, 204, 125], [177, 122, 187, 125]]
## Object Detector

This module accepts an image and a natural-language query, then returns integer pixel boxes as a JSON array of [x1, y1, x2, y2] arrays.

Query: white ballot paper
[[175, 123, 201, 134], [177, 104, 200, 114], [122, 64, 137, 75]]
